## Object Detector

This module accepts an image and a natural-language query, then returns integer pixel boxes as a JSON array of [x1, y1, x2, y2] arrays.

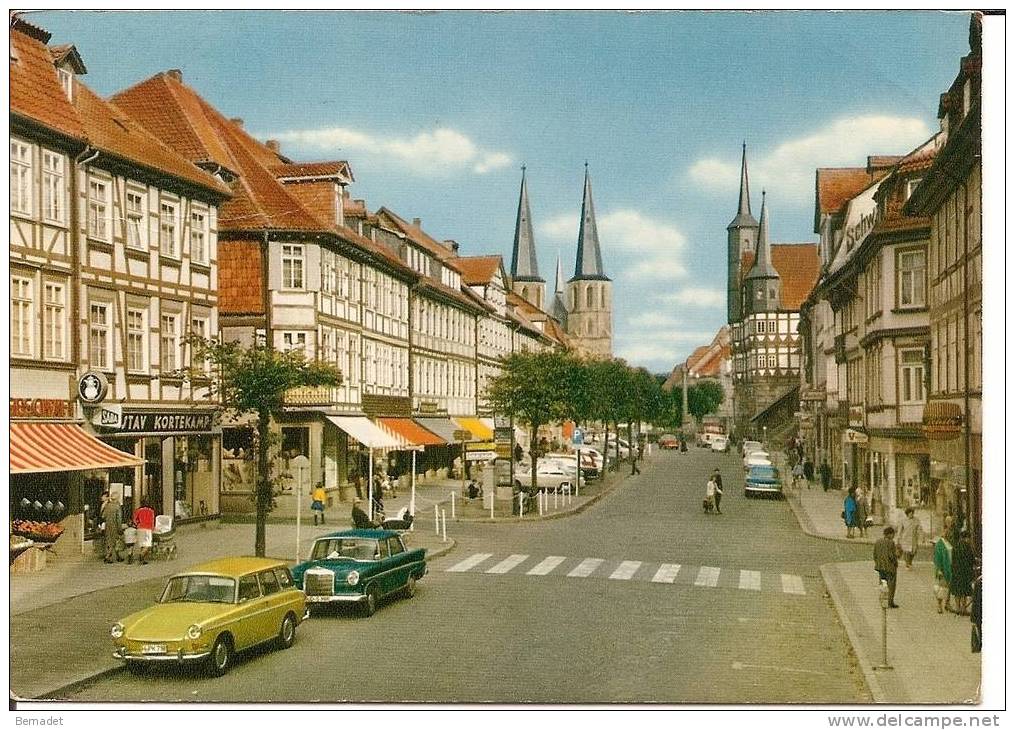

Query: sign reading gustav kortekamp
[[113, 412, 215, 434]]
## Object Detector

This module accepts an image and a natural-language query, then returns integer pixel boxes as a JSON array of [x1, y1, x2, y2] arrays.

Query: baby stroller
[[152, 515, 177, 560]]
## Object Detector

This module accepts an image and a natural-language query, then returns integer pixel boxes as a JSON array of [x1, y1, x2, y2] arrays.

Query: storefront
[[92, 407, 221, 523]]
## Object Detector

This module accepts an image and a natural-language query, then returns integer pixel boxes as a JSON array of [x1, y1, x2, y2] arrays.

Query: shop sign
[[845, 429, 869, 444], [115, 411, 215, 434], [78, 371, 109, 404], [9, 398, 75, 419], [93, 404, 123, 429], [465, 451, 497, 462], [417, 400, 439, 415], [453, 429, 472, 442], [800, 388, 826, 402], [848, 405, 864, 427], [493, 415, 511, 429]]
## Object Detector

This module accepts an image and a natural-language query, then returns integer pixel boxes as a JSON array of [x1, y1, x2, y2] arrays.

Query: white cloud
[[687, 114, 933, 208], [661, 286, 726, 308], [268, 126, 512, 176], [539, 208, 689, 282]]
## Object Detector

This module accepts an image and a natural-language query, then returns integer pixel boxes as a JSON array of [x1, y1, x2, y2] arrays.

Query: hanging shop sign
[[9, 398, 76, 420], [78, 371, 109, 404], [845, 429, 869, 444], [93, 404, 124, 429], [848, 405, 864, 428]]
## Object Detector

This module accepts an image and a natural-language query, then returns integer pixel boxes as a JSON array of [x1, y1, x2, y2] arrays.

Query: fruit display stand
[[10, 522, 64, 574]]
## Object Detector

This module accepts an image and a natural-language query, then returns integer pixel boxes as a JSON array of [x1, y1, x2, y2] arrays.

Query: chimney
[[166, 69, 182, 81], [230, 118, 244, 128], [412, 217, 421, 228], [443, 239, 460, 255], [266, 139, 280, 154]]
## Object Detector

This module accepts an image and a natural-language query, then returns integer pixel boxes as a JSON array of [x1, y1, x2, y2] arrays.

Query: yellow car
[[111, 557, 307, 676]]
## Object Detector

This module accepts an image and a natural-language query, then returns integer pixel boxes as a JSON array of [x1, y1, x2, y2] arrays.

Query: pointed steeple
[[727, 142, 759, 230], [510, 165, 543, 282], [571, 163, 609, 281], [554, 252, 565, 294], [745, 191, 778, 280]]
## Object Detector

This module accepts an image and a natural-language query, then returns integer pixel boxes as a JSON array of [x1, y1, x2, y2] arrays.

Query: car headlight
[[186, 624, 203, 640], [346, 570, 360, 586], [111, 623, 124, 639]]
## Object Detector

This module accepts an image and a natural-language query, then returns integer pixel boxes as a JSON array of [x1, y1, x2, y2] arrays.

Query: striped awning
[[453, 417, 494, 441], [326, 416, 403, 450], [10, 423, 144, 474], [377, 418, 445, 448]]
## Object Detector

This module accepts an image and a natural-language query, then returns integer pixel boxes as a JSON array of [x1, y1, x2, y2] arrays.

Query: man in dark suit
[[351, 499, 376, 529], [874, 526, 900, 608]]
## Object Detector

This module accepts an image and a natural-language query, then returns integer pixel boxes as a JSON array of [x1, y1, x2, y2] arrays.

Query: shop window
[[222, 427, 255, 493], [175, 435, 215, 519], [281, 427, 310, 461]]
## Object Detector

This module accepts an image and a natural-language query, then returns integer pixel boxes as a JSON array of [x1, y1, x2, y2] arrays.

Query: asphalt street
[[56, 448, 872, 704]]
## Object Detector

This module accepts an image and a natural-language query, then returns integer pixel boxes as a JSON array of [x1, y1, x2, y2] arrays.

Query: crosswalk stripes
[[609, 561, 642, 580], [486, 554, 528, 574], [651, 564, 681, 583], [443, 553, 809, 596], [781, 574, 806, 595], [694, 566, 721, 588], [567, 558, 604, 578], [446, 553, 492, 572], [739, 570, 761, 591], [527, 556, 567, 575]]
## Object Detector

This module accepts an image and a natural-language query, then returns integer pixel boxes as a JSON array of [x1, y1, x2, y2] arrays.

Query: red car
[[658, 434, 678, 450]]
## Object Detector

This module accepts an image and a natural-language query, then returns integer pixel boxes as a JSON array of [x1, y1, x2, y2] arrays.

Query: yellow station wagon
[[111, 557, 307, 676]]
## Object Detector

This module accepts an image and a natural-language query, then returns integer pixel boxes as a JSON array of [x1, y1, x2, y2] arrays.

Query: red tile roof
[[344, 197, 368, 219], [375, 208, 460, 268], [741, 244, 820, 311], [273, 160, 352, 181], [456, 255, 503, 286], [218, 239, 264, 315], [814, 168, 888, 233], [10, 25, 85, 141]]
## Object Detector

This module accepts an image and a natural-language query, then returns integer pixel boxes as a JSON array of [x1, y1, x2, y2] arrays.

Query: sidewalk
[[778, 458, 981, 704]]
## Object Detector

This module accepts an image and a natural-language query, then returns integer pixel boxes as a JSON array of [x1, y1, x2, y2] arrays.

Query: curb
[[819, 562, 886, 704], [786, 490, 876, 546]]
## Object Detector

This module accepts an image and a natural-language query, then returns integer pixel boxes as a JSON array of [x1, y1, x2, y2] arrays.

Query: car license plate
[[306, 595, 331, 603], [141, 643, 166, 654]]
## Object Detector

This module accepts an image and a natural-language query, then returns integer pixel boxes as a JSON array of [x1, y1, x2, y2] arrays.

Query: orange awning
[[377, 418, 446, 447], [10, 423, 144, 474]]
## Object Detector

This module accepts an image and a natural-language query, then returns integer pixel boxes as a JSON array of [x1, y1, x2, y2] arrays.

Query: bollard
[[538, 491, 544, 516], [554, 489, 559, 510], [441, 509, 447, 543], [451, 492, 456, 521], [434, 504, 439, 536], [518, 491, 524, 517]]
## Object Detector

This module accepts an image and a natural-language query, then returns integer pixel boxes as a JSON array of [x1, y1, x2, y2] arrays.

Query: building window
[[282, 244, 305, 289], [190, 209, 208, 264], [586, 286, 593, 309], [767, 354, 777, 369], [89, 302, 112, 370], [88, 178, 111, 241], [160, 201, 179, 257], [126, 189, 146, 250], [43, 282, 65, 360], [767, 320, 776, 334], [11, 276, 33, 357], [190, 317, 209, 372], [126, 308, 147, 373], [898, 249, 926, 308], [899, 349, 925, 404], [160, 313, 179, 372], [755, 320, 765, 334], [756, 354, 765, 369], [283, 331, 307, 357], [41, 151, 65, 223], [904, 178, 923, 202], [57, 67, 73, 100], [10, 138, 32, 216]]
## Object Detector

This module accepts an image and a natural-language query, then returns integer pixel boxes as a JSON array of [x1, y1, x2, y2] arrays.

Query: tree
[[688, 380, 725, 420], [189, 336, 343, 556], [486, 349, 582, 497]]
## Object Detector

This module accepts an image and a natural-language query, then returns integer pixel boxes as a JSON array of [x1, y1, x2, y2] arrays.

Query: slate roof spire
[[745, 191, 779, 279], [554, 251, 565, 294], [510, 165, 543, 282], [727, 142, 759, 230], [571, 163, 609, 281]]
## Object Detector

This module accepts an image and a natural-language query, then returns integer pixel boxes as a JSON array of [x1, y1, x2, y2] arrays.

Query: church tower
[[727, 143, 759, 324], [566, 164, 612, 358], [509, 166, 545, 311], [742, 191, 782, 314], [549, 253, 569, 329]]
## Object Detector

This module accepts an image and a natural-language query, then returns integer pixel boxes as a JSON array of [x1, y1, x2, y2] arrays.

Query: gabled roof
[[741, 243, 820, 311], [456, 255, 503, 286], [273, 160, 353, 183], [374, 207, 461, 269], [49, 43, 87, 74], [813, 167, 887, 233], [10, 22, 85, 142]]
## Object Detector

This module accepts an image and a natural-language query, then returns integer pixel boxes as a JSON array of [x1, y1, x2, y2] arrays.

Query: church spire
[[510, 165, 543, 282], [727, 142, 759, 230], [571, 163, 609, 281], [746, 191, 778, 279], [554, 251, 565, 294]]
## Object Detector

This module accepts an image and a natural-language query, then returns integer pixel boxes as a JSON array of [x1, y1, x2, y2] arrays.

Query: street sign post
[[454, 429, 471, 496], [572, 428, 584, 493], [291, 455, 310, 562]]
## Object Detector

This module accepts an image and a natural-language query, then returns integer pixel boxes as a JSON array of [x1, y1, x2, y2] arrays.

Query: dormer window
[[905, 178, 923, 202], [57, 67, 73, 101]]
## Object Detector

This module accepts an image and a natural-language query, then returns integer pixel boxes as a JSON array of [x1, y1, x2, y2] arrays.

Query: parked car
[[602, 437, 631, 459], [710, 435, 729, 453], [514, 463, 574, 492], [111, 557, 307, 676], [291, 529, 427, 617], [745, 464, 783, 498], [744, 451, 772, 471], [741, 440, 763, 457], [658, 434, 678, 450]]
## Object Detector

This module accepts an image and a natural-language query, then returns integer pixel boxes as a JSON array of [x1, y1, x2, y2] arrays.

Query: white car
[[602, 438, 631, 459], [514, 465, 573, 492], [741, 440, 762, 457], [744, 451, 772, 471], [711, 436, 729, 453]]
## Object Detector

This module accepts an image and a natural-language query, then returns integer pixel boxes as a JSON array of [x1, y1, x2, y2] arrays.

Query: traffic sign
[[453, 429, 472, 442], [571, 428, 584, 446]]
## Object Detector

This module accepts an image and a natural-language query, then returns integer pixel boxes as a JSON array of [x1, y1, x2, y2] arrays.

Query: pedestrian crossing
[[442, 552, 812, 596]]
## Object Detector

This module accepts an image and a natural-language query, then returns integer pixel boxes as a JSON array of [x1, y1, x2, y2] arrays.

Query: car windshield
[[311, 538, 380, 561], [160, 574, 236, 604]]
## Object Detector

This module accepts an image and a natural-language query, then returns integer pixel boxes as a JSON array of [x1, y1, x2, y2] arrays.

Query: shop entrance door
[[142, 437, 165, 518]]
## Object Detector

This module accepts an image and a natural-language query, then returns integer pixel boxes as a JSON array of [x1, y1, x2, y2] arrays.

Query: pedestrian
[[713, 472, 724, 514], [896, 507, 922, 568], [933, 516, 954, 614], [843, 488, 858, 539], [970, 563, 982, 653], [130, 500, 155, 565], [873, 525, 900, 608], [949, 529, 975, 616], [514, 443, 523, 463], [101, 492, 125, 563], [819, 460, 832, 492], [311, 482, 327, 526], [803, 457, 814, 488], [704, 477, 716, 514], [351, 498, 375, 529], [855, 486, 868, 537], [791, 462, 805, 490]]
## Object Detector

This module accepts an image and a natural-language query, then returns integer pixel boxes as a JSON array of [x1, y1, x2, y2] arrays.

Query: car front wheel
[[278, 612, 297, 649], [362, 585, 380, 617], [208, 635, 233, 677], [403, 575, 417, 599]]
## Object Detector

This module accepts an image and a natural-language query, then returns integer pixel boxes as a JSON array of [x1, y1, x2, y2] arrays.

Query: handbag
[[841, 510, 846, 520]]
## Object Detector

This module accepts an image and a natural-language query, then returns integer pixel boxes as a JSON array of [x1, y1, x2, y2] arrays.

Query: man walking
[[803, 457, 814, 489], [874, 526, 900, 608], [712, 469, 724, 514], [819, 460, 832, 492], [101, 492, 125, 563]]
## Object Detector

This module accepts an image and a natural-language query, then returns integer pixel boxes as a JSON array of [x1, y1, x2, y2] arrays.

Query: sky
[[30, 9, 972, 374]]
